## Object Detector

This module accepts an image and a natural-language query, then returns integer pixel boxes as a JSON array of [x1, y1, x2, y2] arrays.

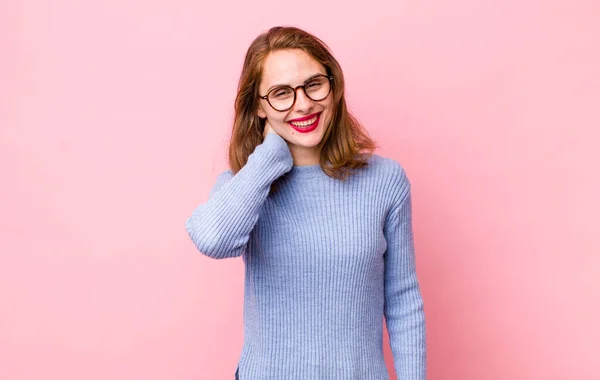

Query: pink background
[[1, 1, 599, 379]]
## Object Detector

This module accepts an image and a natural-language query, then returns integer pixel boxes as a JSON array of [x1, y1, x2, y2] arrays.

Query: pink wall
[[1, 1, 599, 379]]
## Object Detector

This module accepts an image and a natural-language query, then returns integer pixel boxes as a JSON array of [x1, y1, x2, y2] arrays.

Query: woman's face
[[257, 49, 334, 165]]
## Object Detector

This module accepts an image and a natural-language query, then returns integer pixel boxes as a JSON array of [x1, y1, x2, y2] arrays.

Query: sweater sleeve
[[383, 168, 427, 379], [185, 133, 293, 259]]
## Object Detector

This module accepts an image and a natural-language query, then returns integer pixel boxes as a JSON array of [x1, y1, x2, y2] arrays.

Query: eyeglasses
[[259, 74, 333, 112]]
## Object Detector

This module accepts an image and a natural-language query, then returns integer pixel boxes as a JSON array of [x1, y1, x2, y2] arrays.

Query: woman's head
[[257, 49, 333, 165], [229, 26, 377, 180]]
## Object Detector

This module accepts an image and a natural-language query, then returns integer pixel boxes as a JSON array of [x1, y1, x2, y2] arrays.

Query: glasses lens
[[268, 87, 295, 111], [304, 76, 330, 101]]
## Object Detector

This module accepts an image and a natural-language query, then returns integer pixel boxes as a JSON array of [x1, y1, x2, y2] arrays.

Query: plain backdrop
[[1, 0, 599, 379]]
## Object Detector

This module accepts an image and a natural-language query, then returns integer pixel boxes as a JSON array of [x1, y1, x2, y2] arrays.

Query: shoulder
[[361, 155, 414, 226], [354, 153, 412, 212], [363, 153, 410, 192], [365, 153, 406, 173]]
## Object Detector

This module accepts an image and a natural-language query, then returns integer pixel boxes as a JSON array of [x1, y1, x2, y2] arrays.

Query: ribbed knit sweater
[[185, 132, 426, 380]]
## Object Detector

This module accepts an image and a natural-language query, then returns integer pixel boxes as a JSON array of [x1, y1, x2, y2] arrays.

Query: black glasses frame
[[258, 74, 334, 112]]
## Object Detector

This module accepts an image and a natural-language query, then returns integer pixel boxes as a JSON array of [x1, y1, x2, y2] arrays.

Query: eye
[[306, 77, 327, 89], [273, 88, 293, 98]]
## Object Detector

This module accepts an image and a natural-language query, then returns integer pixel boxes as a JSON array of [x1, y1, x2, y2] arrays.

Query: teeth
[[290, 115, 318, 127]]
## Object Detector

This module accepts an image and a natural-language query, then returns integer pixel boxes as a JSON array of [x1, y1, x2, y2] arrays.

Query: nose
[[293, 87, 313, 113]]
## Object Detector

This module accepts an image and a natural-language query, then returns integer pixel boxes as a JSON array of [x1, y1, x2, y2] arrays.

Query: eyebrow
[[266, 73, 326, 93]]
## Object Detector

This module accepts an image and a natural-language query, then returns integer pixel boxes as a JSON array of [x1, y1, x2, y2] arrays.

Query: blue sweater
[[185, 133, 426, 379]]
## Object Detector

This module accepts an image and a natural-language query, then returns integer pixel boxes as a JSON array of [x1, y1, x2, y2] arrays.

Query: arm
[[185, 132, 293, 259], [383, 169, 427, 379]]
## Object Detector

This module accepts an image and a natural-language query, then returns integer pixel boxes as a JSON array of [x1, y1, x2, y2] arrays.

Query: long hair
[[228, 26, 378, 190]]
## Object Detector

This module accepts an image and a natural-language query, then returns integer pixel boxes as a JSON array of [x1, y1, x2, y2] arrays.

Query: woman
[[185, 26, 426, 380]]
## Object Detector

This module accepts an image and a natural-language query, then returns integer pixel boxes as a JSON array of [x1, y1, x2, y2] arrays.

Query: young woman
[[186, 26, 426, 380]]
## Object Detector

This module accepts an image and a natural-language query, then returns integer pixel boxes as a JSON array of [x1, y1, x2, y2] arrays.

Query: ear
[[256, 103, 267, 119]]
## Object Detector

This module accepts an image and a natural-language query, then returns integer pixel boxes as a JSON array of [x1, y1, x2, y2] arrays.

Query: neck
[[289, 146, 321, 166]]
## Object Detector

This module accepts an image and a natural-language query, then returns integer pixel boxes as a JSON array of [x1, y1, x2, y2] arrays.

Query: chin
[[292, 133, 325, 147]]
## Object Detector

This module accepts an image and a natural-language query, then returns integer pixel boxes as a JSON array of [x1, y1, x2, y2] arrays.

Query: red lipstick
[[287, 112, 321, 134]]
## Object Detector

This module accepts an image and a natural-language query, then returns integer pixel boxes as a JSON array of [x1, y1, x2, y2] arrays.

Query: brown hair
[[228, 26, 378, 189]]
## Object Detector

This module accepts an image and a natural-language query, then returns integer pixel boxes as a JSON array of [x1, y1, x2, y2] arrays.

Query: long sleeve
[[185, 133, 293, 259], [383, 170, 427, 379]]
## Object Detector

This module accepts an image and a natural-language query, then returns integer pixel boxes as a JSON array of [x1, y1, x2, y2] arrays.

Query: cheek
[[323, 101, 334, 120], [275, 115, 290, 126], [265, 110, 287, 125], [323, 96, 334, 113]]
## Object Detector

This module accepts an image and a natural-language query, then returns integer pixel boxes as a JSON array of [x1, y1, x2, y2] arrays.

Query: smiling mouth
[[288, 113, 320, 128], [290, 116, 317, 128]]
